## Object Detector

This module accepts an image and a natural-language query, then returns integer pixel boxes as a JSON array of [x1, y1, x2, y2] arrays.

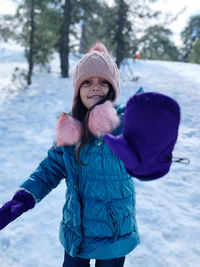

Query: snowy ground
[[0, 41, 200, 267]]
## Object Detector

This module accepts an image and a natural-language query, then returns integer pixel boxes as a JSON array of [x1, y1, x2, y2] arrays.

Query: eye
[[82, 80, 90, 86], [101, 80, 109, 86]]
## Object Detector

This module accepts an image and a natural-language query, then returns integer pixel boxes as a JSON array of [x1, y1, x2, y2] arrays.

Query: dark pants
[[62, 251, 125, 267]]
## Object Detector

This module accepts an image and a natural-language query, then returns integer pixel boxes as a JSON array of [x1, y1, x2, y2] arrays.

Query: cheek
[[79, 87, 91, 108], [80, 87, 87, 101], [104, 87, 109, 96]]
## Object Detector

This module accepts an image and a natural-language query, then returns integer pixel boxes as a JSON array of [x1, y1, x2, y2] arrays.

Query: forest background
[[0, 0, 200, 87]]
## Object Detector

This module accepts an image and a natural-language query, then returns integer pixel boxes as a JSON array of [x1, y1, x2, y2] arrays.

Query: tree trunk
[[60, 0, 71, 78], [79, 19, 88, 54], [115, 0, 125, 68], [27, 0, 35, 85]]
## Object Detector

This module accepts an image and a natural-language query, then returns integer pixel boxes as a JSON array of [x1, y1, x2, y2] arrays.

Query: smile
[[88, 95, 104, 99]]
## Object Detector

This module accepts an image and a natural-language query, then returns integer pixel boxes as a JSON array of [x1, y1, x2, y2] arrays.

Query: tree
[[78, 0, 105, 53], [111, 0, 186, 66], [0, 15, 17, 42], [115, 0, 130, 67], [181, 15, 200, 63], [15, 0, 36, 85], [139, 25, 180, 61], [190, 40, 200, 63], [111, 0, 162, 67], [15, 0, 61, 84], [76, 0, 137, 66], [59, 0, 71, 77], [58, 0, 102, 76], [71, 0, 176, 67], [27, 0, 35, 85]]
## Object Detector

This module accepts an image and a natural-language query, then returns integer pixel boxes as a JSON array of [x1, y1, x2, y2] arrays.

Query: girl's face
[[80, 77, 110, 109]]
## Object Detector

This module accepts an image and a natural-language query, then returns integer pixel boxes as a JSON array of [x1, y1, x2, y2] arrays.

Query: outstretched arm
[[104, 92, 180, 181], [0, 145, 66, 230], [19, 145, 67, 202]]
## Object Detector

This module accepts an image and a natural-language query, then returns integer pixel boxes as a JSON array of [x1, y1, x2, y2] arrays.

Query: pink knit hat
[[72, 42, 120, 109]]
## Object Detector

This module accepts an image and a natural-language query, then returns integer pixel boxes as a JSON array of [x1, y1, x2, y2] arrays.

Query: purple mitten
[[0, 190, 35, 230], [104, 92, 180, 180]]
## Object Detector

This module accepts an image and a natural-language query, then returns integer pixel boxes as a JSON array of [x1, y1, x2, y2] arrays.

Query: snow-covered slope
[[0, 42, 200, 267]]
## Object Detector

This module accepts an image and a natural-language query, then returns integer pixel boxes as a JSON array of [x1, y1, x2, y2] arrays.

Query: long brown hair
[[72, 83, 115, 166]]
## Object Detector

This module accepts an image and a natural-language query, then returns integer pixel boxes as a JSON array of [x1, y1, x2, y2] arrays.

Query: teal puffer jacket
[[20, 106, 140, 259]]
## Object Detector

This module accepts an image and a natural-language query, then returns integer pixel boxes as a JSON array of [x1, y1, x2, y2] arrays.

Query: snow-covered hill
[[0, 41, 200, 267]]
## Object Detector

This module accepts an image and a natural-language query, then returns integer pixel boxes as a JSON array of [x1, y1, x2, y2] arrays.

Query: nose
[[91, 84, 101, 91]]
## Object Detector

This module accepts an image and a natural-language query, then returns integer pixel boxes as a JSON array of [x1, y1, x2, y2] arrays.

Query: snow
[[0, 41, 200, 267]]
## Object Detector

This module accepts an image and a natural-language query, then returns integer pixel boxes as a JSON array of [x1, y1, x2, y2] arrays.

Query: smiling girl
[[0, 41, 180, 267]]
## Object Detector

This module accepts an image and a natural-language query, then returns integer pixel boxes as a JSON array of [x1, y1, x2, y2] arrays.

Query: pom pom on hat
[[88, 41, 109, 54]]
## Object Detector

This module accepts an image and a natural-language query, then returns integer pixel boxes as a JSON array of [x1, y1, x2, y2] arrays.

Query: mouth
[[88, 95, 104, 99]]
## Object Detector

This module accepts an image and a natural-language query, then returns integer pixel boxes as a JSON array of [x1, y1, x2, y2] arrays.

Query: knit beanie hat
[[72, 42, 120, 110]]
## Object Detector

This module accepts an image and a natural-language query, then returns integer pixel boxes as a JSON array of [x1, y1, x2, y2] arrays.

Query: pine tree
[[71, 0, 163, 67], [15, 0, 62, 84], [59, 0, 71, 77], [110, 0, 161, 67], [181, 15, 200, 63], [139, 25, 180, 61], [78, 0, 107, 53], [0, 15, 17, 42], [190, 40, 200, 63], [27, 0, 35, 85], [115, 0, 130, 67]]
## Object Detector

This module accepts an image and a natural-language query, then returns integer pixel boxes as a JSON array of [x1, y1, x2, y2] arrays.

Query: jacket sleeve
[[19, 145, 67, 203]]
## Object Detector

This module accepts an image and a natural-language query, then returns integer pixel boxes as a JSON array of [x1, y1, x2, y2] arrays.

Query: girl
[[0, 42, 180, 267]]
